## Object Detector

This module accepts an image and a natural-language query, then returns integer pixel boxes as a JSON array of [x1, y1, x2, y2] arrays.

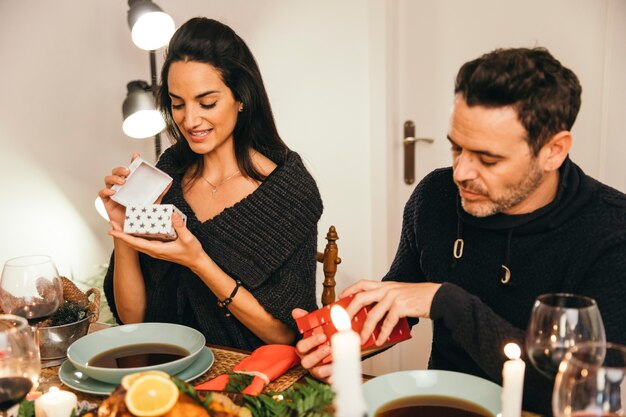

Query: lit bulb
[[131, 11, 175, 50], [122, 110, 165, 139], [95, 197, 109, 221]]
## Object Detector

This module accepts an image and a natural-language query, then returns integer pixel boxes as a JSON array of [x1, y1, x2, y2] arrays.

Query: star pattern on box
[[123, 204, 187, 241]]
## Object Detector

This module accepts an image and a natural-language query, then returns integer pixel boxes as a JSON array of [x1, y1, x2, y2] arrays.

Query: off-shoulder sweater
[[104, 147, 323, 351]]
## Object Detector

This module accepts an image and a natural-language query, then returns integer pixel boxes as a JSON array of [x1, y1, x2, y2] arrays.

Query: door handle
[[404, 120, 434, 184]]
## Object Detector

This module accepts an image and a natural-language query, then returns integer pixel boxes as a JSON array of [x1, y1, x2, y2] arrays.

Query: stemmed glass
[[0, 314, 41, 416], [526, 293, 606, 379], [0, 255, 63, 322], [553, 342, 626, 417]]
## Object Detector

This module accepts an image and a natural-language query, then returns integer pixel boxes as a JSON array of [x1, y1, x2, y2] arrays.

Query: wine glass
[[553, 341, 626, 417], [0, 255, 63, 322], [0, 314, 41, 416], [526, 293, 606, 379]]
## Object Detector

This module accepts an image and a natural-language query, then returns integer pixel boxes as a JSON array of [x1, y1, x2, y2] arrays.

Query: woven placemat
[[190, 346, 308, 393]]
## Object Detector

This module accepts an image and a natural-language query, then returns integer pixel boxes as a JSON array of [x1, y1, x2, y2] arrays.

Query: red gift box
[[296, 295, 412, 364]]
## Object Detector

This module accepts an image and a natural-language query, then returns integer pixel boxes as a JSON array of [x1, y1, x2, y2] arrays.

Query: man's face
[[449, 97, 551, 217]]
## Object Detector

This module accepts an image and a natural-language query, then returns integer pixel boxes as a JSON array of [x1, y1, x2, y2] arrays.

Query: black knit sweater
[[104, 147, 323, 351], [384, 158, 626, 415]]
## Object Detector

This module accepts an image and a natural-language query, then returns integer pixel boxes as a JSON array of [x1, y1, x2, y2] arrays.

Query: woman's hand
[[98, 153, 140, 228], [341, 280, 442, 346], [292, 308, 333, 383], [108, 212, 208, 271]]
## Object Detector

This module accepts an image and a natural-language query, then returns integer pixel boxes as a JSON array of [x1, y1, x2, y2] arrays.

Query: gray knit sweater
[[385, 159, 626, 415], [104, 147, 323, 350]]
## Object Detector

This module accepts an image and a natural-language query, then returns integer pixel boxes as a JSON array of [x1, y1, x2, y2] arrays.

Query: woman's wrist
[[217, 279, 244, 317], [188, 250, 214, 276]]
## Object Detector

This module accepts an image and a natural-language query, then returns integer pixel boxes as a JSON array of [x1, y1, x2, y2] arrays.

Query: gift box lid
[[110, 157, 172, 207]]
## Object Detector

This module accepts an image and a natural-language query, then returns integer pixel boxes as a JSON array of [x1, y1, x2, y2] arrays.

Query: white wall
[[600, 0, 626, 192], [0, 1, 374, 296]]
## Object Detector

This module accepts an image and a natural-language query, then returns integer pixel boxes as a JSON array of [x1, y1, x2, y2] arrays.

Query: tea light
[[35, 386, 77, 417], [330, 305, 367, 417], [501, 343, 525, 417]]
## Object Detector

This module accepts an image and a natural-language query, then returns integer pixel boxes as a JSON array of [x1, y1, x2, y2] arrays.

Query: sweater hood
[[457, 157, 594, 235]]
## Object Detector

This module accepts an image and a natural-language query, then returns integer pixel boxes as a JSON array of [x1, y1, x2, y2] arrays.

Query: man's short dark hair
[[455, 47, 582, 155]]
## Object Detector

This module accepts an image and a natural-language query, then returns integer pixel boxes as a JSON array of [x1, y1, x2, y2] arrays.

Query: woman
[[99, 17, 322, 350]]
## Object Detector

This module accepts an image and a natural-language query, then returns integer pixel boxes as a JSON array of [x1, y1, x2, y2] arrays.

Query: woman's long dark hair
[[158, 17, 289, 182]]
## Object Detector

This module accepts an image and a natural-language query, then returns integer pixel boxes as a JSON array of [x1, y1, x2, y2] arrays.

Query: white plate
[[58, 346, 214, 395], [363, 370, 502, 416]]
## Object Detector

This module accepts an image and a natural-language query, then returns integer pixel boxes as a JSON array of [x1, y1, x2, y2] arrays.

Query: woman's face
[[168, 60, 241, 155]]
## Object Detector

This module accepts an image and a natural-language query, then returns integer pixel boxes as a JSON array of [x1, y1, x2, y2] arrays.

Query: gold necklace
[[202, 170, 241, 195]]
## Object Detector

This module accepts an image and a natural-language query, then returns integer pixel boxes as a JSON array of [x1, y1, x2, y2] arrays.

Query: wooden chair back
[[316, 225, 341, 306]]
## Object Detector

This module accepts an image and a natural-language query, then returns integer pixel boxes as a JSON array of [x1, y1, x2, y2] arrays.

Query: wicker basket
[[59, 276, 101, 323], [37, 277, 101, 360]]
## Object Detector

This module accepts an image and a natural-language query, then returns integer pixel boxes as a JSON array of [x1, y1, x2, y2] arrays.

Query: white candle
[[501, 342, 526, 417], [330, 305, 367, 417], [35, 386, 77, 417]]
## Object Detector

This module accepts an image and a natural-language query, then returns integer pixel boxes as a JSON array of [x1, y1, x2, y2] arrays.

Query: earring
[[238, 103, 244, 112]]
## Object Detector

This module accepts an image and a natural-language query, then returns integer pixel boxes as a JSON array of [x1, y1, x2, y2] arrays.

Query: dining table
[[37, 322, 542, 417], [38, 323, 308, 402]]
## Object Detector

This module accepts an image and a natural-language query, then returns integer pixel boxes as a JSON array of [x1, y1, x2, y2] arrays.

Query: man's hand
[[292, 308, 332, 383], [341, 280, 442, 346]]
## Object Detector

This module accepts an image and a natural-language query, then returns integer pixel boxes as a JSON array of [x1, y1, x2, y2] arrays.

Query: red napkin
[[194, 344, 300, 395]]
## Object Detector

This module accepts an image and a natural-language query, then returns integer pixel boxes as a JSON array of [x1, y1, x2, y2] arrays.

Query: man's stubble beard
[[457, 159, 545, 218]]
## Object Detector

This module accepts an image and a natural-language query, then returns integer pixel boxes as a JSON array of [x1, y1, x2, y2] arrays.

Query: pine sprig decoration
[[17, 399, 34, 417], [225, 372, 255, 393], [17, 399, 96, 417], [172, 377, 213, 409], [18, 376, 334, 417], [244, 377, 334, 417], [48, 302, 87, 327]]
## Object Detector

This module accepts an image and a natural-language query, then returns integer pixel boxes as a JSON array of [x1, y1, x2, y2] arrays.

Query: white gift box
[[123, 204, 187, 241], [109, 157, 185, 241], [110, 157, 172, 207]]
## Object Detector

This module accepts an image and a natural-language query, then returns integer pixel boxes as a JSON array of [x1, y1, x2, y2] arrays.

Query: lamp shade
[[122, 80, 165, 139], [127, 0, 175, 50]]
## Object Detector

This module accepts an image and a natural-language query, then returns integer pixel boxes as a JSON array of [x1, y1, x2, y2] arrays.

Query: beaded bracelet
[[217, 279, 243, 317]]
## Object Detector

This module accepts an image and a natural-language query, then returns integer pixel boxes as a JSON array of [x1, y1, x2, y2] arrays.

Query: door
[[364, 0, 625, 376]]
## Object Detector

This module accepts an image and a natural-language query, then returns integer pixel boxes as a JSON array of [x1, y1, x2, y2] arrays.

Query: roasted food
[[96, 383, 251, 417]]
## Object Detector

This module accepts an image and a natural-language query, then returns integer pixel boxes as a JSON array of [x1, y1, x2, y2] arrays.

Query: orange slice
[[121, 370, 170, 390], [124, 374, 179, 417]]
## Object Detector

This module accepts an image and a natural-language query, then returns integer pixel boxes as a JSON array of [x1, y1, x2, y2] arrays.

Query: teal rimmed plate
[[59, 346, 214, 395], [363, 370, 502, 417], [67, 322, 205, 384]]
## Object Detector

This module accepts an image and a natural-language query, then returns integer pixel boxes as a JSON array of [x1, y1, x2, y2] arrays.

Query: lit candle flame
[[330, 305, 351, 332], [504, 342, 521, 360]]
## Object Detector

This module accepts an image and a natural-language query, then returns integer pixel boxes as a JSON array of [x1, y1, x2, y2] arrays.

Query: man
[[293, 47, 626, 415]]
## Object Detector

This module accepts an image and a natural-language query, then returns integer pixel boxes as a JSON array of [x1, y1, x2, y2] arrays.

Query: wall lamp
[[122, 80, 165, 140], [121, 0, 174, 160]]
